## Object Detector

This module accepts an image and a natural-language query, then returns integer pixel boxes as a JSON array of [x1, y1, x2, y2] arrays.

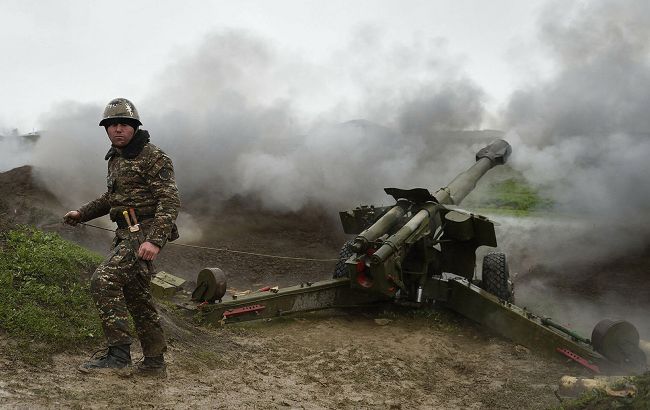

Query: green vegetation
[[0, 227, 103, 364], [468, 177, 554, 215], [558, 372, 650, 409]]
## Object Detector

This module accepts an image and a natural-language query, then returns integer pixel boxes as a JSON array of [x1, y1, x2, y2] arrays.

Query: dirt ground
[[1, 307, 571, 409], [0, 166, 645, 409]]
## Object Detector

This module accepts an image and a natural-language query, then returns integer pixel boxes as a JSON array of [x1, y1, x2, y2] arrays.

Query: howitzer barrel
[[434, 139, 511, 205], [371, 209, 429, 264], [352, 199, 409, 252], [371, 203, 437, 264]]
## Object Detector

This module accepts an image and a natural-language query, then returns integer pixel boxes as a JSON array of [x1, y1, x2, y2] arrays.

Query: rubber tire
[[481, 252, 514, 302], [333, 240, 355, 278]]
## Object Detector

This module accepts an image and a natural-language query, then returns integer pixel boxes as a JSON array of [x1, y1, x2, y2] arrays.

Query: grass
[[0, 226, 103, 364], [557, 372, 650, 409], [466, 177, 554, 215]]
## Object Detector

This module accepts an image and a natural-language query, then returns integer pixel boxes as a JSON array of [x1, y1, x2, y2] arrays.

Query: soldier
[[63, 98, 180, 377]]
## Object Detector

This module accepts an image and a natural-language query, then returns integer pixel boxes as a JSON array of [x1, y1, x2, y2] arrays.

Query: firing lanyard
[[72, 222, 340, 263]]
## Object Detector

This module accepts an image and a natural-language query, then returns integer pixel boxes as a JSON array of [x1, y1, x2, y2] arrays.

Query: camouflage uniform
[[78, 129, 180, 357]]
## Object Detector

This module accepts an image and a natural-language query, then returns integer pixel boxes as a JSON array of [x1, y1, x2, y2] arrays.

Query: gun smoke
[[0, 128, 37, 173], [1, 0, 647, 334], [498, 0, 650, 264], [497, 0, 650, 337], [32, 29, 487, 213]]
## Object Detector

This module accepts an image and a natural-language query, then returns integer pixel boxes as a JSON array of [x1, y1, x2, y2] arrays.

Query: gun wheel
[[481, 252, 514, 302], [333, 240, 354, 278], [591, 319, 647, 372], [192, 267, 227, 303]]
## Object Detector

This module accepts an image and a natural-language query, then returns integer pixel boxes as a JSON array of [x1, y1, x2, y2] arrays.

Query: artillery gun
[[334, 139, 513, 303], [176, 139, 647, 375]]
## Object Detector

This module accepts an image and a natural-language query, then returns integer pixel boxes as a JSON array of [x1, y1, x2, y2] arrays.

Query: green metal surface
[[342, 139, 510, 299], [195, 278, 388, 324], [181, 271, 615, 371], [431, 275, 603, 362], [151, 277, 177, 299], [542, 317, 591, 344], [151, 271, 186, 299], [155, 271, 186, 288]]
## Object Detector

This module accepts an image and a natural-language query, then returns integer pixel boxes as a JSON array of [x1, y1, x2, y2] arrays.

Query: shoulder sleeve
[[145, 153, 181, 247], [78, 191, 111, 222]]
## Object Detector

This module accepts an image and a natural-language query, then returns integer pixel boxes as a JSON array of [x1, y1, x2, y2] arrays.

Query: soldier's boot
[[135, 354, 167, 378], [78, 344, 132, 373]]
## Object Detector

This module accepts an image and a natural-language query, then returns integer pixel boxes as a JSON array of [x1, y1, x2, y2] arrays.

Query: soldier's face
[[106, 123, 136, 147]]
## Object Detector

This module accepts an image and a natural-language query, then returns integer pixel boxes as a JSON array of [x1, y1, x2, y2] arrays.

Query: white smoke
[[32, 29, 488, 213], [2, 0, 643, 340], [502, 0, 650, 258], [22, 2, 650, 257], [0, 128, 37, 172], [497, 0, 650, 336], [32, 101, 109, 207]]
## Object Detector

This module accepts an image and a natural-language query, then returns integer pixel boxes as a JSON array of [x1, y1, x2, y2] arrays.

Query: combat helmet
[[99, 98, 142, 127]]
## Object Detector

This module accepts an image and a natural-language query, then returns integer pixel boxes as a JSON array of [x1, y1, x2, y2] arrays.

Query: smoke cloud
[[24, 2, 650, 270], [496, 0, 650, 336], [6, 0, 649, 335], [33, 28, 487, 214], [0, 127, 37, 173], [32, 102, 108, 205], [501, 0, 650, 265]]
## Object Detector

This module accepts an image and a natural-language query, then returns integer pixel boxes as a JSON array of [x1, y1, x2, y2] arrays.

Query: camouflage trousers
[[90, 237, 166, 357]]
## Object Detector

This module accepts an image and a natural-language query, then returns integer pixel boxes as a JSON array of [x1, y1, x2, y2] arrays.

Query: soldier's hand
[[138, 241, 160, 261], [63, 210, 81, 226]]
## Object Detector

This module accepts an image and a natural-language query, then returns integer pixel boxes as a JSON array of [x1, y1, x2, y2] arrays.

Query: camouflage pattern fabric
[[78, 129, 180, 247], [77, 129, 180, 355], [90, 233, 165, 356]]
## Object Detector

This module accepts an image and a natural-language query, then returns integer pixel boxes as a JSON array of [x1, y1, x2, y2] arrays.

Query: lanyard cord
[[76, 222, 340, 263]]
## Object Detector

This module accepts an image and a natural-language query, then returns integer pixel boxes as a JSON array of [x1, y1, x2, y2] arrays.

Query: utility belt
[[110, 207, 179, 242], [111, 207, 156, 228], [116, 215, 154, 229], [112, 208, 156, 275]]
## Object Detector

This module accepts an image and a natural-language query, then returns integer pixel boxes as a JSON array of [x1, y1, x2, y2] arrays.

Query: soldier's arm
[[77, 192, 111, 222], [145, 155, 181, 248]]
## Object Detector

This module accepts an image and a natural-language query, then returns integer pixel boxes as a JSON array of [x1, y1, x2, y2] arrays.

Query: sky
[[0, 0, 547, 132]]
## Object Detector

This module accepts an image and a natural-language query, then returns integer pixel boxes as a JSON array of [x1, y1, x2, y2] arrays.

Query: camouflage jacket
[[78, 129, 181, 247]]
